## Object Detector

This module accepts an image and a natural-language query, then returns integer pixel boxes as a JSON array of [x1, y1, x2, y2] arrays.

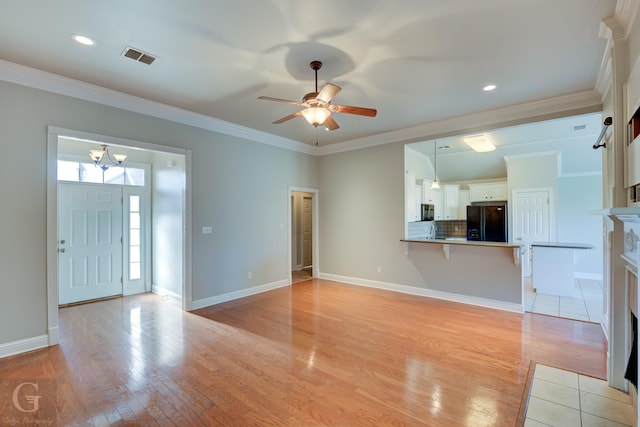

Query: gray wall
[[0, 79, 318, 346]]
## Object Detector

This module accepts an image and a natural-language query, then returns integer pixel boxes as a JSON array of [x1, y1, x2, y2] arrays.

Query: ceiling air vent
[[572, 124, 587, 131], [122, 47, 157, 65]]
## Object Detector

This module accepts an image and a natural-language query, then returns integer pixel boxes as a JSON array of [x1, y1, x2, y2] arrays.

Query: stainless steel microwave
[[421, 204, 435, 221]]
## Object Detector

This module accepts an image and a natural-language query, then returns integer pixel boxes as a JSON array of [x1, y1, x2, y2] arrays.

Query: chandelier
[[89, 144, 127, 171]]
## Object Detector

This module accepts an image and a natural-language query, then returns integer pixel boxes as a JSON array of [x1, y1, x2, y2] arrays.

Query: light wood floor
[[0, 279, 606, 426]]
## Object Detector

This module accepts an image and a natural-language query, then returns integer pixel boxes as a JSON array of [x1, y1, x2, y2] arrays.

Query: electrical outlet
[[247, 272, 252, 280], [377, 266, 382, 273], [202, 226, 212, 234]]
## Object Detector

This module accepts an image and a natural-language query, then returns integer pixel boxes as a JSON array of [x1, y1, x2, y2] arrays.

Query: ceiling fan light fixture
[[464, 134, 496, 152], [301, 107, 331, 126]]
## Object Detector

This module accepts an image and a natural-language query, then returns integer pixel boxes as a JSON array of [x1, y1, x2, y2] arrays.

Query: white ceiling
[[0, 0, 617, 150]]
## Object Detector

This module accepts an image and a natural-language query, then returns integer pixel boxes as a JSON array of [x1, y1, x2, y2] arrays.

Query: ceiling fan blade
[[333, 104, 377, 117], [324, 115, 340, 131], [316, 83, 341, 104], [258, 96, 303, 106], [272, 110, 302, 124]]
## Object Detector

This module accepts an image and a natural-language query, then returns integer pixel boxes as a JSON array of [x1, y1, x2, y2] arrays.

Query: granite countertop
[[531, 242, 594, 249], [400, 238, 523, 248]]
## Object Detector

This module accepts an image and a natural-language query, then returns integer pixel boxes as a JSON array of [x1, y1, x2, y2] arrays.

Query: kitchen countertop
[[401, 238, 523, 249], [531, 242, 594, 249]]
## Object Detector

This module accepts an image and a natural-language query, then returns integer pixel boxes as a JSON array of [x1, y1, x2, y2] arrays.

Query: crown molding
[[0, 59, 315, 155], [0, 58, 604, 159], [615, 0, 639, 38], [318, 90, 602, 156]]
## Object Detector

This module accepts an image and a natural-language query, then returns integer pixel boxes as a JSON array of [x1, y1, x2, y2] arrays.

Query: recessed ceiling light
[[72, 34, 95, 46], [483, 84, 496, 91]]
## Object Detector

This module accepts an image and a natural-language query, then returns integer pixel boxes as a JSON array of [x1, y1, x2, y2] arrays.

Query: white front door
[[513, 190, 551, 277], [58, 183, 123, 304]]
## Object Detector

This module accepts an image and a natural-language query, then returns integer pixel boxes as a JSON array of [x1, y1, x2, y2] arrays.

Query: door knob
[[58, 248, 66, 253]]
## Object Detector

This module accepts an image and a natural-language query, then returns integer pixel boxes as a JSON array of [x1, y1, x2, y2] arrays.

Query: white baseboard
[[318, 273, 523, 313], [48, 327, 59, 346], [191, 279, 290, 310], [0, 335, 49, 359], [575, 272, 604, 281], [152, 285, 183, 303]]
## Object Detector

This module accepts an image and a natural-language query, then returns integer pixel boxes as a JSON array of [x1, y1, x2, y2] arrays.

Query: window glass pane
[[130, 246, 141, 262], [57, 160, 80, 182], [104, 167, 125, 185], [130, 212, 140, 229], [130, 195, 140, 212], [80, 163, 103, 183], [130, 262, 141, 280], [130, 229, 140, 246], [125, 168, 145, 186]]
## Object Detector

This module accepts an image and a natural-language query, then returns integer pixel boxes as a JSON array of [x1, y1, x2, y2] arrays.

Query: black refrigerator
[[466, 203, 508, 242]]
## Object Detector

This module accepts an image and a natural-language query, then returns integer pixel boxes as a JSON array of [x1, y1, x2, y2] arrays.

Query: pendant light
[[431, 140, 440, 189], [89, 144, 127, 171]]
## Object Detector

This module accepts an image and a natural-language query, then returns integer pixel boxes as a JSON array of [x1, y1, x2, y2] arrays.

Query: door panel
[[59, 183, 123, 304], [514, 191, 550, 277], [302, 196, 312, 267]]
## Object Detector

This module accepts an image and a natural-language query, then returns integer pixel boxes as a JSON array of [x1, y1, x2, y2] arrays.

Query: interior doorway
[[289, 188, 319, 284], [46, 127, 192, 346]]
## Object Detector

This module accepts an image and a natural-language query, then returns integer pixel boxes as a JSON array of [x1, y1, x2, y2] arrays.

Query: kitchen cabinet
[[469, 182, 507, 202], [432, 190, 444, 219], [443, 185, 460, 219], [458, 189, 469, 220], [422, 180, 438, 204], [405, 173, 419, 222]]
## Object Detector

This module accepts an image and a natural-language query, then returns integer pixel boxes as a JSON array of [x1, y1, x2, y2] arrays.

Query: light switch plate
[[202, 226, 212, 234]]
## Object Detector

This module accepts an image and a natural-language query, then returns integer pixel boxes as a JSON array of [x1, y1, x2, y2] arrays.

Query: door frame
[[46, 126, 193, 346], [288, 186, 319, 283]]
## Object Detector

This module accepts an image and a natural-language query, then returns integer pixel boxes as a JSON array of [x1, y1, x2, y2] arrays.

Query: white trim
[[0, 60, 312, 154], [46, 127, 193, 352], [0, 60, 602, 158], [183, 150, 193, 311], [152, 285, 183, 303], [0, 335, 49, 359], [191, 280, 290, 310], [317, 90, 602, 156], [46, 133, 59, 346], [318, 273, 524, 313]]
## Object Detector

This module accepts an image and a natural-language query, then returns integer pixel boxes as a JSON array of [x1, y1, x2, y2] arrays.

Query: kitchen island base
[[400, 239, 524, 312]]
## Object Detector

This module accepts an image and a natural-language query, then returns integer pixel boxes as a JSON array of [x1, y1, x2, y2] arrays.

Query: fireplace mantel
[[593, 207, 640, 223]]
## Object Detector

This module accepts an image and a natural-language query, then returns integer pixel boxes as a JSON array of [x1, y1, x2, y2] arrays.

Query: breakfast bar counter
[[400, 238, 525, 312]]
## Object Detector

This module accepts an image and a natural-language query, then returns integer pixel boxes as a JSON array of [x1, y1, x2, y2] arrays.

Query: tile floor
[[524, 364, 636, 427], [524, 277, 603, 323]]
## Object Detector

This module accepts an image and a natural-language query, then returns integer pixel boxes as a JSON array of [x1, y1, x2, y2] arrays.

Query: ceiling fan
[[258, 60, 377, 131]]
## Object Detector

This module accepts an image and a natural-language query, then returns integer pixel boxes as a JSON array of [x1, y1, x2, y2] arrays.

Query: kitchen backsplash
[[434, 220, 467, 239]]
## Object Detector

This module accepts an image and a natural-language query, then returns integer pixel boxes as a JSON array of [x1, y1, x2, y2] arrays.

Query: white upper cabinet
[[458, 189, 470, 219], [468, 182, 507, 202], [405, 172, 419, 222], [443, 185, 460, 219]]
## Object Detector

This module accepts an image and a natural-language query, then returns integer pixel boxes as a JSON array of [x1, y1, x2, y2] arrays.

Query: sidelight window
[[129, 195, 142, 281]]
